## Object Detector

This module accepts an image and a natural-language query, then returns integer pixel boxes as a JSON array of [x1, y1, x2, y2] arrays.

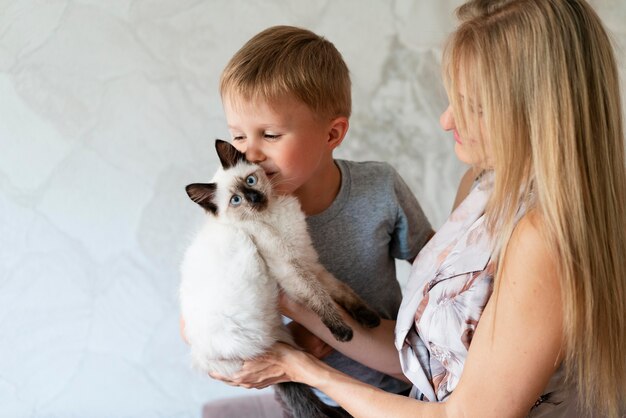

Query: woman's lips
[[453, 130, 462, 144]]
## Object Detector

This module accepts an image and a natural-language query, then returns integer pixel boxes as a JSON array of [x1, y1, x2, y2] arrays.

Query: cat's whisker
[[269, 175, 298, 189]]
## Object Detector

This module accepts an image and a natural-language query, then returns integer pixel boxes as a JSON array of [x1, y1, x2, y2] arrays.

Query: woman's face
[[440, 78, 492, 168]]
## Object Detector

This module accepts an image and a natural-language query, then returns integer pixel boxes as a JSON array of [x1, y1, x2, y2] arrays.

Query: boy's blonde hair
[[220, 25, 351, 120], [443, 0, 626, 416]]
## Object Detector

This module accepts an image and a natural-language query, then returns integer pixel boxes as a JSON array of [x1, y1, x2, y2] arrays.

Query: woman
[[211, 0, 626, 416]]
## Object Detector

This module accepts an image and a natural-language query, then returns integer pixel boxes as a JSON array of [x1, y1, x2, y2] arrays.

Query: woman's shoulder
[[501, 210, 560, 298], [509, 210, 550, 255]]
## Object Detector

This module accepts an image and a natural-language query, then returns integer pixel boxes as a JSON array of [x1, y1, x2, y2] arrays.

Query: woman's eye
[[230, 195, 243, 206], [246, 175, 257, 186]]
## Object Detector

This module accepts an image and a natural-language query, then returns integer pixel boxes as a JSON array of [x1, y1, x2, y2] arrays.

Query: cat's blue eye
[[230, 195, 243, 206], [246, 175, 257, 186]]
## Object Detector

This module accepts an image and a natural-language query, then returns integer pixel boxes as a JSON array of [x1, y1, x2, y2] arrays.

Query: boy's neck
[[294, 159, 341, 216]]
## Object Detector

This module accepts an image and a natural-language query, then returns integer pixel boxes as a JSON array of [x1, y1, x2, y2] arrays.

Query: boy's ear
[[185, 183, 218, 214], [327, 116, 349, 151], [215, 139, 246, 169]]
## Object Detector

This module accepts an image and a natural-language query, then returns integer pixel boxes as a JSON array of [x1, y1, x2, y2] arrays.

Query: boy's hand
[[287, 321, 334, 359], [278, 290, 300, 318]]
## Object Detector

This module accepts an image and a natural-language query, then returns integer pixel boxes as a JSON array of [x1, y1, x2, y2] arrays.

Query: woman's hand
[[209, 342, 311, 389]]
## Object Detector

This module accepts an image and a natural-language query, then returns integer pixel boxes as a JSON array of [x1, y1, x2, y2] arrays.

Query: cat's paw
[[353, 306, 381, 329], [329, 324, 353, 342]]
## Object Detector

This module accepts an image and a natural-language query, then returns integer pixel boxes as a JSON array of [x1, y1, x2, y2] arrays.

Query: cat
[[179, 139, 381, 418]]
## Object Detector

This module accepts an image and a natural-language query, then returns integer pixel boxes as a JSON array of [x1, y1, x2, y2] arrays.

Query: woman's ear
[[327, 116, 349, 151]]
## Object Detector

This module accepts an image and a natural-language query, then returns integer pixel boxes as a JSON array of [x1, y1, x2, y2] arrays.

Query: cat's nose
[[244, 189, 264, 203]]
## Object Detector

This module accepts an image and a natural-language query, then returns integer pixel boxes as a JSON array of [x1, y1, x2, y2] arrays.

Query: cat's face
[[185, 140, 272, 221]]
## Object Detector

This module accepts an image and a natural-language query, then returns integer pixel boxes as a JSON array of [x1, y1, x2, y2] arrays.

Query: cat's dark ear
[[186, 183, 218, 214], [215, 139, 246, 169]]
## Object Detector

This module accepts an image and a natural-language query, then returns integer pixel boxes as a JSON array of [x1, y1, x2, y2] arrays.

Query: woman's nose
[[439, 105, 455, 131]]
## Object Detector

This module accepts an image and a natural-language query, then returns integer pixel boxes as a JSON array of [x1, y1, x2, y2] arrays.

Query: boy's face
[[223, 95, 337, 196]]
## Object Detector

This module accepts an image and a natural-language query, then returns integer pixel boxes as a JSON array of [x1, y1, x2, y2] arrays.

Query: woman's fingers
[[207, 343, 303, 389], [208, 355, 288, 388]]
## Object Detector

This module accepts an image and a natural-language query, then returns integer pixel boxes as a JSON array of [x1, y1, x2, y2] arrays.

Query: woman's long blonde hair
[[443, 0, 626, 416]]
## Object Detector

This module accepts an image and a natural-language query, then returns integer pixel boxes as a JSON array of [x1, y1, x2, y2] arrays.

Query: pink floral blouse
[[395, 172, 579, 417]]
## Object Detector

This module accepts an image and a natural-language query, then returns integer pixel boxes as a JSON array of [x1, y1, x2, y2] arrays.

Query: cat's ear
[[185, 183, 218, 214], [215, 139, 246, 169]]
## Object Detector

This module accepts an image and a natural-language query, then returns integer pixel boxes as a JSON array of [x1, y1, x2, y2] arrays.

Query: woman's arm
[[235, 343, 448, 417], [221, 211, 564, 418], [314, 211, 564, 417], [281, 294, 406, 380]]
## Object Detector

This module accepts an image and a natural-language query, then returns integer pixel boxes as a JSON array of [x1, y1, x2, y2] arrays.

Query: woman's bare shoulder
[[500, 209, 561, 306]]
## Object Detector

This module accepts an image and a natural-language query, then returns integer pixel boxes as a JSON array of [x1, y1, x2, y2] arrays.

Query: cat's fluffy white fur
[[180, 141, 378, 380], [180, 163, 308, 376]]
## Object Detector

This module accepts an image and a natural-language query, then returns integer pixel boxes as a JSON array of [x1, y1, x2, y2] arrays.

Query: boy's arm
[[402, 168, 479, 264], [389, 167, 433, 261], [405, 167, 477, 264], [286, 321, 334, 359], [406, 229, 435, 263]]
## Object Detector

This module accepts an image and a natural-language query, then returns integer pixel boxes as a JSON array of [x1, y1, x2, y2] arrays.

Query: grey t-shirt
[[306, 159, 432, 405]]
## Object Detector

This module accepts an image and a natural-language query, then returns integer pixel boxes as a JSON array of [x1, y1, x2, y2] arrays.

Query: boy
[[202, 25, 432, 417]]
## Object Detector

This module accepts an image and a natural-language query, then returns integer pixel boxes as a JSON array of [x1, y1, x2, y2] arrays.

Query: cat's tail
[[275, 382, 347, 418]]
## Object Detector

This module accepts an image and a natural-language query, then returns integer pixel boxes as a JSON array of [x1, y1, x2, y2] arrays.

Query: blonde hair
[[220, 25, 351, 119], [443, 0, 626, 416]]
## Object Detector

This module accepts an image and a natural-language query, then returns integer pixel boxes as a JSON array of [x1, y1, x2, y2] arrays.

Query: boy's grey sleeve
[[390, 169, 432, 260]]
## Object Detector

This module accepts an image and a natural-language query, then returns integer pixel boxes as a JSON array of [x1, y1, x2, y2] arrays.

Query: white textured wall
[[0, 1, 624, 417]]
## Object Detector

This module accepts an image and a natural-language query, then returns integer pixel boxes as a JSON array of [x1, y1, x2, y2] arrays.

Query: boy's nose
[[245, 143, 266, 163], [440, 105, 455, 131]]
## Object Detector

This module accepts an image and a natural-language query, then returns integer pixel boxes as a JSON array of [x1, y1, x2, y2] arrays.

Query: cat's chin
[[235, 213, 262, 223]]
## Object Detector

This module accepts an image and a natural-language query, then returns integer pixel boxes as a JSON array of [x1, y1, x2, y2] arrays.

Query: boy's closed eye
[[263, 133, 282, 140]]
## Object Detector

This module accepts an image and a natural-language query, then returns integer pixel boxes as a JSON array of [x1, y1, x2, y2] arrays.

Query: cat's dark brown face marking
[[216, 139, 245, 169], [186, 140, 271, 218], [186, 183, 218, 214], [236, 180, 268, 211]]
